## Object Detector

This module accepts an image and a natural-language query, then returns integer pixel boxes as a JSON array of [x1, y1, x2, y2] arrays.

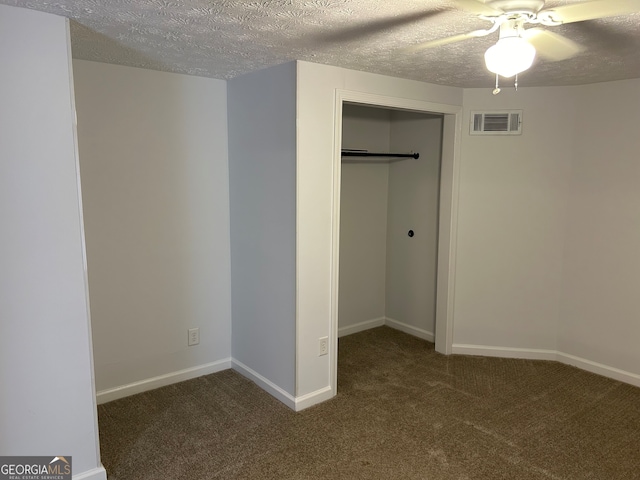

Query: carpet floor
[[98, 326, 640, 479]]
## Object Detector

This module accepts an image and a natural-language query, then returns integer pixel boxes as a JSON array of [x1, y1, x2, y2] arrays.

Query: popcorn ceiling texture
[[3, 0, 640, 87]]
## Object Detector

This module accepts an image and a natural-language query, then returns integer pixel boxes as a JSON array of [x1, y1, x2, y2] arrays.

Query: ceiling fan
[[407, 0, 640, 81]]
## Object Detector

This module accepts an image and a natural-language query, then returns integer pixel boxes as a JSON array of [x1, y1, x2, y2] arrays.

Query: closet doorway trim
[[330, 90, 462, 394]]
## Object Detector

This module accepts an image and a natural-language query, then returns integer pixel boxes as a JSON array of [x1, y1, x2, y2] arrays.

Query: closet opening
[[329, 92, 461, 395]]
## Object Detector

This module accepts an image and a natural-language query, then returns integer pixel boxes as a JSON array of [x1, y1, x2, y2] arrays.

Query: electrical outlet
[[188, 328, 200, 346], [319, 336, 328, 356]]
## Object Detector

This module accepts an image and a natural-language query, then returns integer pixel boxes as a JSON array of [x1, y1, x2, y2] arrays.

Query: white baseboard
[[338, 317, 385, 338], [385, 317, 434, 342], [294, 386, 334, 411], [452, 344, 640, 388], [95, 356, 331, 412], [338, 316, 434, 343], [96, 358, 232, 404], [232, 359, 296, 410], [557, 352, 640, 388], [232, 360, 336, 411], [73, 466, 107, 480], [452, 344, 557, 361]]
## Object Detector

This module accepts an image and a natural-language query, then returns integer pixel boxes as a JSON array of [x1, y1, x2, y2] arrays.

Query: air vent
[[470, 110, 522, 135]]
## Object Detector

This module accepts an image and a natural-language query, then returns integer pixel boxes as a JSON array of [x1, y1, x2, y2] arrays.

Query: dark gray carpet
[[98, 326, 640, 479]]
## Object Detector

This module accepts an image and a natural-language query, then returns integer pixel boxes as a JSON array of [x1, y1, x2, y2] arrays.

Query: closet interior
[[338, 103, 444, 342]]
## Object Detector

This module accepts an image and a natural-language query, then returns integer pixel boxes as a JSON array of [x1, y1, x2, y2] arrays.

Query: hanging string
[[493, 74, 501, 95]]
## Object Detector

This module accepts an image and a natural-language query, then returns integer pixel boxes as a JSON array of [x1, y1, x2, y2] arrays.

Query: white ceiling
[[4, 0, 640, 88]]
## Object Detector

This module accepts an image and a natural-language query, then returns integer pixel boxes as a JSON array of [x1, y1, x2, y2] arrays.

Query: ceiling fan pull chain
[[493, 74, 501, 95], [515, 74, 519, 92]]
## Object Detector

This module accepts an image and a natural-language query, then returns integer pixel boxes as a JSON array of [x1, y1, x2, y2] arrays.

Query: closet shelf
[[341, 149, 419, 162]]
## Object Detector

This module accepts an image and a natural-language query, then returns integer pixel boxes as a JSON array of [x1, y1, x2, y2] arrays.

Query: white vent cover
[[470, 110, 522, 135]]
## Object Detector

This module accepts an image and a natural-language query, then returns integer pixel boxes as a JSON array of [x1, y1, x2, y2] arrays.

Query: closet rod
[[341, 150, 419, 159]]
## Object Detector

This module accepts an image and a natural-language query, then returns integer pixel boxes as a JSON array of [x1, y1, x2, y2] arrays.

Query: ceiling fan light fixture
[[484, 36, 536, 78]]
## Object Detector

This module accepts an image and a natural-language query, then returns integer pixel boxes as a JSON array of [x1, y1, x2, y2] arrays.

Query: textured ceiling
[[3, 0, 640, 88]]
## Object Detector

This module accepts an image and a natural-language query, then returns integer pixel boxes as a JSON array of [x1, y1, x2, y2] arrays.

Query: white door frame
[[330, 89, 462, 393]]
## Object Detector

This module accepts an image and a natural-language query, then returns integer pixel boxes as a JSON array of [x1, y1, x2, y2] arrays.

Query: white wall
[[386, 112, 443, 338], [455, 82, 640, 385], [0, 6, 104, 479], [71, 56, 640, 418], [454, 87, 575, 352], [298, 61, 640, 406], [228, 62, 297, 399], [339, 105, 391, 332], [73, 61, 231, 397], [296, 60, 463, 403], [559, 79, 640, 378]]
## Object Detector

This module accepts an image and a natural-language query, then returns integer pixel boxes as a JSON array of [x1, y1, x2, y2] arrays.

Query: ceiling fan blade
[[540, 0, 640, 24], [523, 28, 585, 61], [454, 0, 504, 16], [316, 9, 447, 43], [403, 29, 494, 53]]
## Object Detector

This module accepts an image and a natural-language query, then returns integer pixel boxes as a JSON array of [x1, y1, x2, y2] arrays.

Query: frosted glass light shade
[[484, 37, 536, 78]]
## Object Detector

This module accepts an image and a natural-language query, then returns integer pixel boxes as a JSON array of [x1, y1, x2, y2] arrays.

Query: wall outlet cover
[[319, 336, 328, 356], [188, 328, 200, 346]]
